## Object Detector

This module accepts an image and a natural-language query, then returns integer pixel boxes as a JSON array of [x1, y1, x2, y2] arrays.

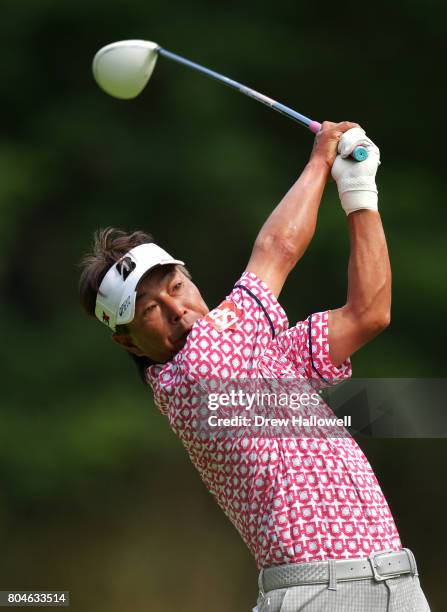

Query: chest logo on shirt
[[205, 301, 243, 332]]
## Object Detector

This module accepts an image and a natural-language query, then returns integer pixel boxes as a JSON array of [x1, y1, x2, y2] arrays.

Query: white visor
[[95, 243, 184, 331]]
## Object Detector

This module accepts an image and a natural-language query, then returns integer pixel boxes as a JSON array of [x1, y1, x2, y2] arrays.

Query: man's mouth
[[174, 328, 191, 346], [173, 315, 204, 349]]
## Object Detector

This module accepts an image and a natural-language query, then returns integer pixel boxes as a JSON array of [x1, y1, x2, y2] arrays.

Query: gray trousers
[[256, 571, 431, 611]]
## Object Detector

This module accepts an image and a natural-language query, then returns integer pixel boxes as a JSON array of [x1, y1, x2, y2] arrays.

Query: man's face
[[113, 265, 208, 363]]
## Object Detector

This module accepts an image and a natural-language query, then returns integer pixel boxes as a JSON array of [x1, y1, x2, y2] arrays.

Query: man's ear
[[112, 331, 145, 357]]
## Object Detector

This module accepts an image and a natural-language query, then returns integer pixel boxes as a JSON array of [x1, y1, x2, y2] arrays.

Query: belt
[[260, 549, 418, 593]]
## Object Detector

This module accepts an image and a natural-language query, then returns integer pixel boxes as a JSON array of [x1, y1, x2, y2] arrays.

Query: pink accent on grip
[[309, 120, 322, 134]]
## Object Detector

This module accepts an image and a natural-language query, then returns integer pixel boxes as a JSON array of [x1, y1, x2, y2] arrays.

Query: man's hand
[[331, 127, 381, 215], [309, 121, 360, 173]]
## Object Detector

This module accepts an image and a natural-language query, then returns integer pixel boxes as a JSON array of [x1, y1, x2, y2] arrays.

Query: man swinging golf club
[[79, 119, 431, 610]]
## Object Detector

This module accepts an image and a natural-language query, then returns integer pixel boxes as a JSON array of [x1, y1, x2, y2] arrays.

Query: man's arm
[[328, 209, 391, 367], [246, 121, 358, 297]]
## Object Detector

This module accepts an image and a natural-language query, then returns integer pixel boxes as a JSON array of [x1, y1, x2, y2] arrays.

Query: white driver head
[[92, 39, 160, 99]]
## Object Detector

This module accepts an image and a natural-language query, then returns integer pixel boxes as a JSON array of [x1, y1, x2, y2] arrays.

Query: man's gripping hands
[[332, 127, 381, 215]]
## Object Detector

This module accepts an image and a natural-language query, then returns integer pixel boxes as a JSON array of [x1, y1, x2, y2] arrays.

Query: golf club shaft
[[158, 48, 367, 161], [159, 48, 318, 131]]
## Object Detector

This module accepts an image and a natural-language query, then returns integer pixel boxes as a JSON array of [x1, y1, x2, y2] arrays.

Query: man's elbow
[[363, 310, 391, 335], [254, 233, 301, 270]]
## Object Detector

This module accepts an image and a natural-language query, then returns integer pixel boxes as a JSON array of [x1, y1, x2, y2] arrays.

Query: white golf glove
[[331, 127, 381, 215]]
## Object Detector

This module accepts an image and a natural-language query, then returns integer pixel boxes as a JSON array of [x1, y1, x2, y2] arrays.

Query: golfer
[[79, 122, 431, 611]]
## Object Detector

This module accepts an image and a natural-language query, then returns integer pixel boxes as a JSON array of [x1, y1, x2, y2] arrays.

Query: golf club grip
[[309, 121, 368, 162]]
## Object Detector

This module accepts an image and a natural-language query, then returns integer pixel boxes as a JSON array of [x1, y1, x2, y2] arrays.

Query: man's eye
[[144, 304, 157, 315], [172, 281, 183, 291]]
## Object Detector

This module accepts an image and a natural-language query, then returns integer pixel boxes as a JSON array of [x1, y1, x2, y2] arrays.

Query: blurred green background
[[1, 0, 446, 610]]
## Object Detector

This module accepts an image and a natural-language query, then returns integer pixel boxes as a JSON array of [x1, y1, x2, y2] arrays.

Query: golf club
[[92, 39, 368, 162]]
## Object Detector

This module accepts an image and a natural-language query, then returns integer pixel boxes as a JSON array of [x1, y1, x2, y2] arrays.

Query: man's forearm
[[327, 208, 391, 367], [345, 209, 391, 325], [246, 122, 358, 297], [253, 158, 329, 263]]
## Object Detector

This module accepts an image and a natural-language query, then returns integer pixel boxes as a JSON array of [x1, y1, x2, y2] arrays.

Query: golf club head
[[92, 40, 160, 99]]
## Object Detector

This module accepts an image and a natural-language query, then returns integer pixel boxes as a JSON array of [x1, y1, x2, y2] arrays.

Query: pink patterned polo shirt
[[146, 272, 401, 569]]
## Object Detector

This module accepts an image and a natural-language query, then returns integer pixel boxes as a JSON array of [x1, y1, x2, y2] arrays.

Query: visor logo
[[116, 256, 136, 281], [119, 295, 131, 318], [102, 311, 110, 326]]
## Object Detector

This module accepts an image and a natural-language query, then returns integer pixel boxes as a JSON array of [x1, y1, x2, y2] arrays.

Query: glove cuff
[[340, 191, 379, 216]]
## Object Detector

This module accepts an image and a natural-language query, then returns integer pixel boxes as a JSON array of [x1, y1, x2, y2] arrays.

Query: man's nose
[[165, 297, 187, 323]]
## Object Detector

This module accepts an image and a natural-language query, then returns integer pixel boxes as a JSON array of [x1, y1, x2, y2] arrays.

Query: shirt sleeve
[[229, 271, 289, 338], [272, 310, 352, 389]]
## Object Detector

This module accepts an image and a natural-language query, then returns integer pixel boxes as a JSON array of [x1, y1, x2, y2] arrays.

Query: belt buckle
[[368, 549, 396, 582]]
